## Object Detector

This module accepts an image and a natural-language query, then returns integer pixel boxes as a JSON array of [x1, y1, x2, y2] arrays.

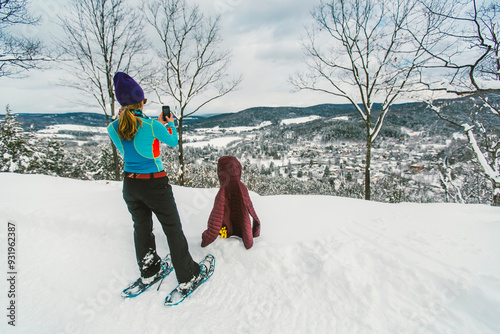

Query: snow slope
[[183, 136, 244, 148], [0, 173, 499, 334], [280, 115, 322, 125]]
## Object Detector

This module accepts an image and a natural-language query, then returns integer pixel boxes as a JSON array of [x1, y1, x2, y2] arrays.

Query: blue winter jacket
[[107, 115, 178, 173]]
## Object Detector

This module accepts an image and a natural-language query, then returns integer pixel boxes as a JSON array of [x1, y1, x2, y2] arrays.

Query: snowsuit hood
[[202, 156, 261, 249], [217, 155, 242, 186]]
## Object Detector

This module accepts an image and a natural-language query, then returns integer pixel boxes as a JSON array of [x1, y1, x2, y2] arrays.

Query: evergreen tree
[[0, 105, 71, 176], [323, 166, 331, 178], [0, 105, 37, 172], [93, 144, 123, 180], [29, 138, 69, 176]]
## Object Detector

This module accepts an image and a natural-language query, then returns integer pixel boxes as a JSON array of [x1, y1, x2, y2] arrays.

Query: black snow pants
[[122, 175, 199, 283]]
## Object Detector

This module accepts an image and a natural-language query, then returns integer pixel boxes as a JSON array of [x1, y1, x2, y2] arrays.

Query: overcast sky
[[0, 0, 347, 115]]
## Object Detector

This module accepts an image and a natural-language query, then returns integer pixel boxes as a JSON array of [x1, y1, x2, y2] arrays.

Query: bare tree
[[0, 0, 49, 77], [143, 0, 241, 186], [417, 0, 500, 206], [56, 0, 149, 180], [291, 0, 431, 200]]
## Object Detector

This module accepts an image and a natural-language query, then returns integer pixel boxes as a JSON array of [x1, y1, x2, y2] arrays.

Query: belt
[[125, 171, 167, 179]]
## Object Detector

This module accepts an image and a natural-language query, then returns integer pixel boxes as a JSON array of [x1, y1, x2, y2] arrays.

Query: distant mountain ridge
[[185, 104, 360, 129], [1, 112, 207, 131], [2, 97, 499, 136], [3, 104, 360, 131]]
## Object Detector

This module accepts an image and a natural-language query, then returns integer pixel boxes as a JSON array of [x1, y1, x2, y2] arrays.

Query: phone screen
[[162, 106, 170, 121]]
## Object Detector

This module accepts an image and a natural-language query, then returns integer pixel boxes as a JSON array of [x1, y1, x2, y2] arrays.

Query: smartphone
[[162, 105, 171, 121]]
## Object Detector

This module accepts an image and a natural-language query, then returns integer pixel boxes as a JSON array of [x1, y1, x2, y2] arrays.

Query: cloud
[[183, 0, 327, 114], [1, 0, 338, 115], [222, 0, 313, 33]]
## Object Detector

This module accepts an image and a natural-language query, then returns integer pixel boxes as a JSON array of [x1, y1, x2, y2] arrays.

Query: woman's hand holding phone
[[158, 106, 174, 125]]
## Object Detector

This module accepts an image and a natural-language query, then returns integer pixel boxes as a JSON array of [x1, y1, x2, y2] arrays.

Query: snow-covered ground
[[1, 173, 500, 334], [192, 121, 272, 135], [37, 124, 108, 135], [280, 115, 321, 125], [36, 124, 109, 146], [184, 136, 244, 148]]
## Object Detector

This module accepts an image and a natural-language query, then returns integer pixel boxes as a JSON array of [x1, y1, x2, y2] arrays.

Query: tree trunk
[[177, 118, 185, 186], [107, 75, 121, 181], [104, 103, 121, 181], [365, 137, 372, 201], [493, 181, 500, 206], [111, 145, 120, 181], [364, 114, 372, 201]]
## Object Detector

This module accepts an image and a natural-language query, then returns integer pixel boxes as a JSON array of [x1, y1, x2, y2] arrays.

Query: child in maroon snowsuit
[[201, 156, 261, 249]]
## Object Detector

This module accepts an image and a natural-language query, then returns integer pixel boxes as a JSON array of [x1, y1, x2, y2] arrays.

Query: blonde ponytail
[[117, 104, 143, 141]]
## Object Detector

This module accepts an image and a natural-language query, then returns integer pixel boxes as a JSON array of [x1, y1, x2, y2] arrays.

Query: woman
[[108, 72, 201, 294]]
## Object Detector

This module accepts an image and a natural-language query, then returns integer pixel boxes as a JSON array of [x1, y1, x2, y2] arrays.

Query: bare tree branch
[[143, 0, 241, 185], [417, 0, 500, 205], [56, 0, 150, 180], [291, 0, 432, 200], [0, 0, 52, 77]]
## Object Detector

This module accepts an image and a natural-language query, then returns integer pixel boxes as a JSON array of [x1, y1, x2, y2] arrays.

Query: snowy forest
[[0, 0, 499, 205], [0, 97, 497, 205]]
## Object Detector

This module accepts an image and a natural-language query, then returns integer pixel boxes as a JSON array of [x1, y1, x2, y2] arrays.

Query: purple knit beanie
[[113, 72, 144, 106]]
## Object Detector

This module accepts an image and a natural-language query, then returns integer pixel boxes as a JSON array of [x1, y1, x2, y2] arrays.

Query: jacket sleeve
[[201, 188, 226, 247], [249, 202, 261, 238], [152, 120, 178, 147], [244, 186, 261, 238], [237, 184, 260, 249], [107, 123, 124, 155]]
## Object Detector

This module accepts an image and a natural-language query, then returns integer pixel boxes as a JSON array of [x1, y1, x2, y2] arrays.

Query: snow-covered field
[[36, 124, 109, 146], [280, 115, 322, 125], [37, 124, 108, 135], [192, 121, 272, 134], [1, 173, 500, 334], [184, 136, 244, 148]]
